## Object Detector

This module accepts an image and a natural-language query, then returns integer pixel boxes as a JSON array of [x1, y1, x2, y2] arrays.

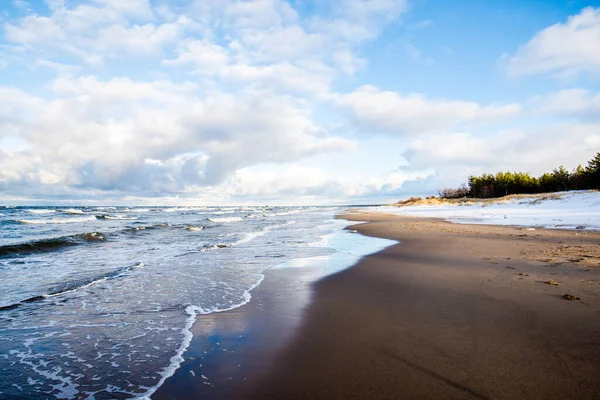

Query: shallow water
[[0, 205, 389, 399]]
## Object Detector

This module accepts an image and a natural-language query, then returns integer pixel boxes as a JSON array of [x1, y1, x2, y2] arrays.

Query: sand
[[252, 212, 600, 399], [155, 212, 600, 399]]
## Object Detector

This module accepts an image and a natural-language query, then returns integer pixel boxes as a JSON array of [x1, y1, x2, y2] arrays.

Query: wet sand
[[156, 212, 600, 400]]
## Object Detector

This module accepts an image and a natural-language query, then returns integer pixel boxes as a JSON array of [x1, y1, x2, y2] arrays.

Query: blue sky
[[0, 0, 599, 205]]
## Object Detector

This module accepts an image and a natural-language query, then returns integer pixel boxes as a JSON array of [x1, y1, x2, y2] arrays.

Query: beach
[[158, 211, 600, 399]]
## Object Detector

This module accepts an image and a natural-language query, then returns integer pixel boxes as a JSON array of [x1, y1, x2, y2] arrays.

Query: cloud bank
[[0, 2, 599, 204]]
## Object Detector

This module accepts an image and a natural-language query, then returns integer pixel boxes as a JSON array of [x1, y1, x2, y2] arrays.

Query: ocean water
[[0, 205, 388, 399]]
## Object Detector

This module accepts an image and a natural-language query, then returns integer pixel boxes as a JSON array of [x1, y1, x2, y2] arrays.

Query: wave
[[234, 221, 293, 246], [95, 214, 136, 220], [25, 209, 56, 214], [124, 226, 149, 232], [45, 262, 144, 297], [163, 207, 207, 213], [16, 215, 97, 225], [185, 226, 204, 232], [61, 208, 85, 214], [207, 217, 243, 223], [264, 210, 302, 217], [0, 262, 143, 311], [200, 243, 231, 251], [0, 232, 107, 258], [199, 222, 292, 252]]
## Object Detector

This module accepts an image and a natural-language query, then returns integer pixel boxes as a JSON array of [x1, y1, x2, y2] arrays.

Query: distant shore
[[156, 212, 600, 399]]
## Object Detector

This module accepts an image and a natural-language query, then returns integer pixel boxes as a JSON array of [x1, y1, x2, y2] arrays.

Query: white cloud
[[505, 7, 600, 77], [403, 124, 600, 175], [224, 163, 430, 200], [33, 58, 80, 73], [0, 0, 415, 201], [338, 85, 522, 135], [8, 1, 596, 203], [532, 89, 600, 118], [0, 76, 354, 197], [4, 0, 183, 63], [223, 0, 299, 28], [163, 39, 229, 74]]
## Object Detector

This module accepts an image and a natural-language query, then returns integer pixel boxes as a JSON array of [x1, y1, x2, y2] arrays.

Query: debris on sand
[[518, 273, 530, 276], [562, 294, 581, 301], [544, 280, 559, 286]]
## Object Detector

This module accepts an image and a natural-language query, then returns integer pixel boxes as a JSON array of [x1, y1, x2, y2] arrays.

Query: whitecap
[[17, 216, 97, 225], [102, 215, 136, 220], [25, 209, 56, 214], [61, 209, 85, 214], [207, 217, 243, 223]]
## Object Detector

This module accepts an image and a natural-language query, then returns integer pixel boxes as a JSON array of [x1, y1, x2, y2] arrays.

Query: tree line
[[439, 152, 600, 199]]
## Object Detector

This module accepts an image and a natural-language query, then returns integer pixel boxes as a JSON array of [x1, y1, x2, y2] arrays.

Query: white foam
[[42, 262, 144, 299], [264, 210, 302, 217], [25, 209, 56, 214], [185, 226, 204, 232], [137, 275, 265, 400], [103, 215, 136, 220], [10, 344, 81, 399], [17, 216, 97, 225], [234, 221, 293, 246], [61, 209, 85, 214], [164, 207, 207, 213], [208, 217, 243, 223]]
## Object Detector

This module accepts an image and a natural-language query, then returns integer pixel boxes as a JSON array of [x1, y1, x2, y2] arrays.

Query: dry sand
[[251, 212, 600, 400]]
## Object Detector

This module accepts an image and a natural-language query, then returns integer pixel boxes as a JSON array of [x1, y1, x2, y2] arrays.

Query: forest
[[440, 152, 600, 199]]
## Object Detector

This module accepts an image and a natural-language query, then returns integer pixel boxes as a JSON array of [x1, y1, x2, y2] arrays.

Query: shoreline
[[154, 212, 600, 399], [151, 222, 394, 399], [251, 212, 600, 399]]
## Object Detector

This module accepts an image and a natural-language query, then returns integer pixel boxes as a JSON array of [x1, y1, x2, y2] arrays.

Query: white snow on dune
[[376, 191, 600, 230]]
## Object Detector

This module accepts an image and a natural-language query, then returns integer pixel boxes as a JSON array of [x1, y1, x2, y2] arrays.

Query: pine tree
[[552, 166, 570, 191], [585, 152, 600, 189], [571, 165, 585, 190]]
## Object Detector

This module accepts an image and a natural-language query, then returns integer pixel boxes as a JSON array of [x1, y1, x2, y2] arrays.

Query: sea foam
[[208, 217, 243, 223], [17, 216, 97, 224]]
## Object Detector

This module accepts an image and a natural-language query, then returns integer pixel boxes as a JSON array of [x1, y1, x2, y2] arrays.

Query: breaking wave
[[0, 232, 107, 258], [16, 216, 97, 225], [0, 262, 144, 311], [207, 217, 243, 223]]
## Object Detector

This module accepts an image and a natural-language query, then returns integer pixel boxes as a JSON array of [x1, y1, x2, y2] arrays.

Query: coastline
[[155, 212, 600, 399], [152, 222, 394, 399]]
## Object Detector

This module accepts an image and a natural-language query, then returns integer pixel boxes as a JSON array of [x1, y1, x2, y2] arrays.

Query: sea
[[0, 205, 391, 399]]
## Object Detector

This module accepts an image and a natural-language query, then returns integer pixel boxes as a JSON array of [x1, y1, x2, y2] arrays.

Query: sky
[[0, 0, 599, 205]]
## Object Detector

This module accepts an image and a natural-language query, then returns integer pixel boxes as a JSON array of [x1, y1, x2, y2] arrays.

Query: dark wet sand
[[152, 257, 330, 399], [156, 212, 600, 400]]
